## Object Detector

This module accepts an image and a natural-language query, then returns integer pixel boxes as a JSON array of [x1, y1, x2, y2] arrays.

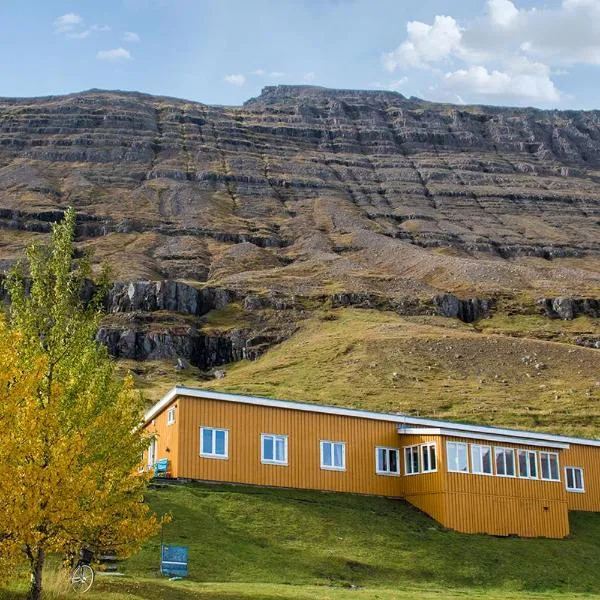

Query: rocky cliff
[[1, 86, 600, 369]]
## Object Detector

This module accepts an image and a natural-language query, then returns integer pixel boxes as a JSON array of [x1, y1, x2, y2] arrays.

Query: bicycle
[[71, 548, 95, 593]]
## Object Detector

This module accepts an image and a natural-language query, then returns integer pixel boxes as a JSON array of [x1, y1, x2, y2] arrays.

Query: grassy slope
[[6, 482, 600, 599], [188, 309, 600, 437]]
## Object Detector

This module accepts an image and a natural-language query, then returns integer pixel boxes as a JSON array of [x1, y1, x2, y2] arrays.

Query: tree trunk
[[28, 547, 45, 600]]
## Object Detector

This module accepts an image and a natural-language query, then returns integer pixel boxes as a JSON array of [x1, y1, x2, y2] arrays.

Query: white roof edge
[[143, 385, 600, 448], [399, 427, 570, 450]]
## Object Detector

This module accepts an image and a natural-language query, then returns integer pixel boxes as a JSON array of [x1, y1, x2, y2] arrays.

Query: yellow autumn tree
[[0, 208, 159, 600]]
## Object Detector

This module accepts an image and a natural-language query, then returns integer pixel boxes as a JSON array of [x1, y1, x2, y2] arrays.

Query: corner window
[[565, 466, 584, 492], [404, 445, 420, 475], [495, 447, 516, 477], [167, 407, 176, 426], [518, 450, 538, 479], [262, 434, 288, 465], [320, 441, 345, 471], [540, 452, 560, 481], [471, 444, 492, 475], [446, 442, 468, 473], [200, 427, 228, 459], [376, 447, 400, 475], [421, 443, 437, 473]]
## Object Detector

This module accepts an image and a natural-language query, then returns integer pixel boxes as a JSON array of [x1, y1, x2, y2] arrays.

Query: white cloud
[[124, 31, 141, 43], [442, 61, 560, 103], [383, 15, 463, 70], [96, 47, 132, 61], [53, 13, 82, 33], [381, 0, 600, 105], [224, 73, 246, 86], [67, 30, 91, 40], [487, 0, 519, 27], [303, 72, 316, 83]]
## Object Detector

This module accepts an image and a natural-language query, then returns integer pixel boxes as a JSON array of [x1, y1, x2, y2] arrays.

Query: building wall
[[145, 400, 180, 477], [439, 436, 569, 538], [562, 444, 600, 511], [398, 433, 446, 524], [176, 395, 404, 496]]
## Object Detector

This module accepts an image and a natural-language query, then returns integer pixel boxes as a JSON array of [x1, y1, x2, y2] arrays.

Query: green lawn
[[5, 481, 600, 599]]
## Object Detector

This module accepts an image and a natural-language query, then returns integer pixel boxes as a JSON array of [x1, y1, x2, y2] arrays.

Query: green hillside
[[5, 482, 600, 598]]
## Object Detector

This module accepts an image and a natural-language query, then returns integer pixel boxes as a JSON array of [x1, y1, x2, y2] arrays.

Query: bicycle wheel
[[71, 564, 94, 593]]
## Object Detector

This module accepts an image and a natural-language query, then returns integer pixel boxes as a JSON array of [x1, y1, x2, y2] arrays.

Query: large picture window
[[495, 447, 516, 477], [518, 450, 538, 479], [261, 434, 288, 465], [200, 427, 228, 459], [446, 442, 468, 473], [471, 444, 492, 475], [376, 447, 400, 475], [540, 452, 560, 481], [320, 441, 345, 471], [565, 466, 584, 492]]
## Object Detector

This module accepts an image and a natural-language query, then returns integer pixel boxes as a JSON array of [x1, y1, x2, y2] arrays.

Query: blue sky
[[2, 0, 600, 109]]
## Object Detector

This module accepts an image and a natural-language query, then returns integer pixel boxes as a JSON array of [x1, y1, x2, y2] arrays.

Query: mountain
[[1, 86, 599, 428]]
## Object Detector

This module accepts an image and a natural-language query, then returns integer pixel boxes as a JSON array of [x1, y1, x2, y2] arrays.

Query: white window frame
[[404, 445, 420, 475], [320, 440, 346, 471], [446, 441, 469, 473], [200, 426, 229, 460], [540, 451, 560, 482], [494, 447, 516, 478], [565, 466, 585, 493], [167, 406, 176, 426], [421, 443, 437, 474], [517, 449, 538, 479], [261, 434, 288, 466], [376, 447, 400, 476], [471, 444, 493, 476]]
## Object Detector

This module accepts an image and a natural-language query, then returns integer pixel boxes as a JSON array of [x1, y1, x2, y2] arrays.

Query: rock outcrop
[[538, 298, 600, 320]]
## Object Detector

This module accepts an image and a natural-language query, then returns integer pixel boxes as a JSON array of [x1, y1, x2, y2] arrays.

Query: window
[[518, 450, 538, 479], [565, 467, 585, 492], [446, 442, 468, 473], [261, 434, 288, 465], [376, 447, 400, 475], [320, 441, 345, 471], [421, 443, 437, 473], [200, 427, 228, 459], [167, 407, 176, 425], [471, 444, 493, 475], [540, 452, 560, 481], [404, 445, 420, 475], [495, 447, 516, 477]]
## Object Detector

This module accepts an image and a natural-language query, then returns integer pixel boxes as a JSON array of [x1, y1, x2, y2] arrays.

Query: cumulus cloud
[[123, 31, 141, 43], [224, 74, 246, 86], [382, 0, 600, 105], [303, 72, 316, 83], [442, 62, 560, 103], [96, 48, 132, 61], [67, 24, 110, 40], [53, 13, 82, 33]]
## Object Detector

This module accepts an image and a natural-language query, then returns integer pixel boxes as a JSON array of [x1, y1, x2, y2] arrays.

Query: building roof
[[144, 385, 600, 449]]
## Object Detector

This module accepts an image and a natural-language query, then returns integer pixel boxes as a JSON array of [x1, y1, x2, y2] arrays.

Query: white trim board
[[398, 427, 570, 450], [143, 386, 600, 448]]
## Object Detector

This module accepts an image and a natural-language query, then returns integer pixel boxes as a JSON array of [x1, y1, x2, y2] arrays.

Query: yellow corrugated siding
[[561, 444, 600, 511], [443, 493, 569, 538], [398, 433, 447, 524], [146, 400, 180, 477], [440, 435, 570, 538], [176, 396, 403, 496]]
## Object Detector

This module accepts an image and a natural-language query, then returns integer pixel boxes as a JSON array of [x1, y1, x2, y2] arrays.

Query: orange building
[[142, 386, 600, 539]]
